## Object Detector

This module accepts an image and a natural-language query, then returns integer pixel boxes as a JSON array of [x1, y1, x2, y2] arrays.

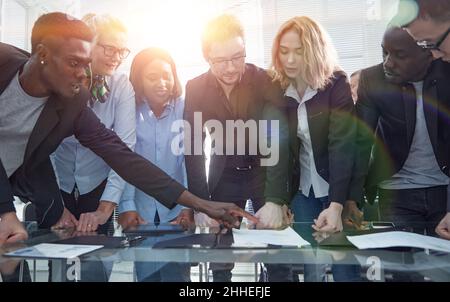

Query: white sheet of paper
[[4, 243, 103, 259], [347, 231, 450, 253], [232, 227, 310, 248]]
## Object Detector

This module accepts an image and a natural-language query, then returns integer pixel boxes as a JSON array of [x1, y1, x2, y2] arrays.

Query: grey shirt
[[0, 72, 47, 177], [379, 81, 449, 189]]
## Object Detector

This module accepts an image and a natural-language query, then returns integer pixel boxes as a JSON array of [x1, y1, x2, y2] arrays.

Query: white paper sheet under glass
[[4, 243, 103, 259]]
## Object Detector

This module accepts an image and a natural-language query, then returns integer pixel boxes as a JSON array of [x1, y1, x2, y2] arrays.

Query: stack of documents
[[4, 243, 103, 259], [347, 231, 450, 253], [232, 227, 310, 248]]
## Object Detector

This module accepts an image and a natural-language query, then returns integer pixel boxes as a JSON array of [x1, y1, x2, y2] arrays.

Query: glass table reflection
[[0, 222, 449, 282]]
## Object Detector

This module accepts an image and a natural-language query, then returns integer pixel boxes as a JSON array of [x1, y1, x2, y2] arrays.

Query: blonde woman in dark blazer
[[271, 16, 359, 281]]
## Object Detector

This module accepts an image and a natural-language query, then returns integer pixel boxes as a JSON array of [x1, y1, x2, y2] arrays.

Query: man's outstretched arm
[[75, 106, 257, 228]]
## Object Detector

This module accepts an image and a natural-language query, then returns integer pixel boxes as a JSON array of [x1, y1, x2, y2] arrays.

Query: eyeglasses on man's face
[[209, 53, 246, 69], [416, 27, 450, 51], [96, 43, 131, 59]]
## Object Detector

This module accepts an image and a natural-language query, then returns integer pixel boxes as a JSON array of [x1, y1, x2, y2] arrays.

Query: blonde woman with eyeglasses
[[51, 14, 136, 281]]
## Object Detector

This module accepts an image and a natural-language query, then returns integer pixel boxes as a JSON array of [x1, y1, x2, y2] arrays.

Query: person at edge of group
[[397, 0, 450, 240]]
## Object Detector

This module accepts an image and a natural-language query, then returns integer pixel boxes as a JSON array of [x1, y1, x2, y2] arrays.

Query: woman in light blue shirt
[[120, 48, 193, 282]]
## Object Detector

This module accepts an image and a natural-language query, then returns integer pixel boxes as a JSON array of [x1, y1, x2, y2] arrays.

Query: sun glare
[[120, 0, 221, 84]]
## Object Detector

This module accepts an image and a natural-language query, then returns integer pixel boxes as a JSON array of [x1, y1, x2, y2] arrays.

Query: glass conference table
[[1, 222, 449, 282]]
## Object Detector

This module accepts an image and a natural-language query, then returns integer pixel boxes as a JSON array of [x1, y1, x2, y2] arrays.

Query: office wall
[[0, 0, 79, 51], [1, 0, 399, 80], [79, 0, 399, 81]]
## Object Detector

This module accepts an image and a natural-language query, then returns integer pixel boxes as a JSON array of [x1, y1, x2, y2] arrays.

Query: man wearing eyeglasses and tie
[[395, 0, 450, 240]]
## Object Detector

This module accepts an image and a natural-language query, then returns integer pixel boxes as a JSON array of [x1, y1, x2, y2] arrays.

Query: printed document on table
[[4, 243, 103, 259], [232, 227, 310, 248], [347, 231, 450, 253]]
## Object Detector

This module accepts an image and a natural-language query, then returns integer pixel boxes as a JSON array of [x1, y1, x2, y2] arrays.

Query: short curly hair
[[31, 12, 94, 54]]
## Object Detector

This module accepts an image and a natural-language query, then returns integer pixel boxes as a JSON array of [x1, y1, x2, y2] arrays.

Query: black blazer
[[349, 62, 450, 207], [286, 71, 355, 204], [183, 64, 288, 203], [0, 42, 185, 227]]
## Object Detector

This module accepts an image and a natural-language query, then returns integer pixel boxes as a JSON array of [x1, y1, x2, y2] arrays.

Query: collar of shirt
[[409, 81, 424, 90], [140, 97, 177, 120], [285, 83, 317, 106], [14, 71, 49, 103], [206, 64, 255, 95]]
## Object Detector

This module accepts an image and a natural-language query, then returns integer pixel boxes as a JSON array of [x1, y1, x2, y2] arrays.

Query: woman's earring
[[40, 60, 45, 65]]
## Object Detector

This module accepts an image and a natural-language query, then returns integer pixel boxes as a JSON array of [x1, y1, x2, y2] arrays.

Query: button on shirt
[[119, 98, 186, 223], [52, 73, 136, 204], [285, 84, 330, 198]]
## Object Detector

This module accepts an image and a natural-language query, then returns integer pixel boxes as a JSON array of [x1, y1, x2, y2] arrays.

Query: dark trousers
[[138, 262, 191, 282], [378, 186, 447, 235], [378, 185, 447, 281], [1, 260, 31, 282], [211, 166, 265, 210], [208, 166, 293, 282], [210, 166, 265, 282]]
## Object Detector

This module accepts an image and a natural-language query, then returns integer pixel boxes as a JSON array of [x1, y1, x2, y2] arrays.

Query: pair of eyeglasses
[[416, 27, 450, 51], [209, 54, 246, 68], [97, 43, 131, 59]]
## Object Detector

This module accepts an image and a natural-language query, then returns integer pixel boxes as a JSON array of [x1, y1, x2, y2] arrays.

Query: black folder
[[153, 233, 234, 249], [54, 236, 127, 249], [122, 223, 186, 236]]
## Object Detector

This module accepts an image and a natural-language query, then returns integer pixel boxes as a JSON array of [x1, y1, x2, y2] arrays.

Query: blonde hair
[[82, 13, 127, 43], [271, 16, 340, 90], [201, 14, 245, 60]]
